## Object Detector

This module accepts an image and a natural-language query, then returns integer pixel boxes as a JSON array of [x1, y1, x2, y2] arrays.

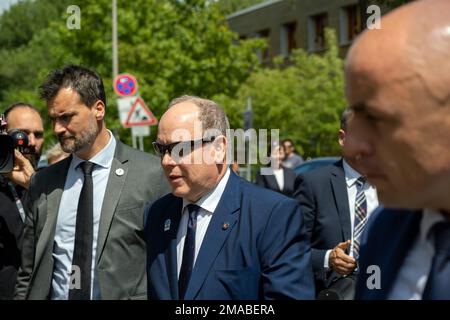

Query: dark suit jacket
[[144, 172, 315, 300], [355, 208, 423, 300], [0, 179, 24, 299], [255, 167, 297, 197], [294, 160, 352, 290], [15, 141, 170, 300]]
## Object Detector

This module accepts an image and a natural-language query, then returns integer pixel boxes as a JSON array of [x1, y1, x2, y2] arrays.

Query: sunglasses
[[152, 136, 216, 158]]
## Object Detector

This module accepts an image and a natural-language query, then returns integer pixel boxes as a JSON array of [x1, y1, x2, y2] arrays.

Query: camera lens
[[9, 129, 29, 153]]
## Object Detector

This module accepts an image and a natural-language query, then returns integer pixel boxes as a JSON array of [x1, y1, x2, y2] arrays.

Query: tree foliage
[[0, 0, 262, 147]]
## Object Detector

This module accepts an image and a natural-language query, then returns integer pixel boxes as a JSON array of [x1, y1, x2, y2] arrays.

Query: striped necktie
[[353, 176, 367, 260]]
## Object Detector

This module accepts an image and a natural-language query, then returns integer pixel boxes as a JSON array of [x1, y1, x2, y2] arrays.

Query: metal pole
[[132, 134, 137, 149], [112, 0, 118, 80], [139, 136, 144, 151]]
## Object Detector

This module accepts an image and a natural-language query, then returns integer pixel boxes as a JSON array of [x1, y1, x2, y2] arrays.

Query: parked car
[[294, 157, 340, 175]]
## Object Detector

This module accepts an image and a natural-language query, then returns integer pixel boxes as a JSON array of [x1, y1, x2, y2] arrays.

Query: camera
[[0, 113, 29, 173]]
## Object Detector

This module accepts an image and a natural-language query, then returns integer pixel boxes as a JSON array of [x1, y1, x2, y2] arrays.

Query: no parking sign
[[114, 73, 138, 97]]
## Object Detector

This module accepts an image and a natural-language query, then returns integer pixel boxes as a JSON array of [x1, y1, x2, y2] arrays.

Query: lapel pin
[[222, 222, 230, 230], [115, 168, 125, 176], [164, 219, 171, 232]]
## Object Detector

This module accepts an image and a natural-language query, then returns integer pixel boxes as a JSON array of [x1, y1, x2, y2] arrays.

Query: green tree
[[217, 29, 346, 160], [0, 0, 262, 148]]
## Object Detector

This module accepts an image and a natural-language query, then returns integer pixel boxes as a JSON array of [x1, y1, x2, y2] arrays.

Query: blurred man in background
[[294, 109, 378, 298]]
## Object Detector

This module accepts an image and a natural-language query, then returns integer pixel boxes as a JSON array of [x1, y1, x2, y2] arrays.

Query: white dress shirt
[[388, 209, 445, 300], [176, 168, 231, 278], [51, 131, 116, 300], [272, 168, 284, 191], [324, 160, 379, 268]]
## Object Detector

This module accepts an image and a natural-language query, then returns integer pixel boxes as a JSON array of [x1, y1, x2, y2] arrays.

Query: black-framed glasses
[[152, 136, 216, 158]]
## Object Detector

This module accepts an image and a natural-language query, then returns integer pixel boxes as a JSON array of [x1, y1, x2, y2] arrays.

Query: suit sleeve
[[259, 199, 315, 299], [293, 174, 328, 278], [14, 173, 38, 300]]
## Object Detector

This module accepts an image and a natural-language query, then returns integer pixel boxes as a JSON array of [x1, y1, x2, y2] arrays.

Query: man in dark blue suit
[[344, 0, 450, 299], [294, 109, 378, 295], [144, 95, 314, 300]]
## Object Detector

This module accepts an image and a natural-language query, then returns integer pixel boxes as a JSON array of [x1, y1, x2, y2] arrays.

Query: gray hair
[[168, 95, 230, 137], [340, 108, 353, 131]]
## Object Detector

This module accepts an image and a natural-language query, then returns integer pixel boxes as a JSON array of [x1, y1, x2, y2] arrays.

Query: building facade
[[227, 0, 385, 62]]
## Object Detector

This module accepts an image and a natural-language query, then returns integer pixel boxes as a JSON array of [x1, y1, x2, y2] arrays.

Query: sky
[[0, 0, 18, 14]]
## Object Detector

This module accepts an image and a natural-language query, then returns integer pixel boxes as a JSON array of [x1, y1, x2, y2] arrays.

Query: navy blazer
[[255, 167, 297, 198], [144, 172, 315, 300], [294, 160, 352, 289], [355, 208, 423, 299]]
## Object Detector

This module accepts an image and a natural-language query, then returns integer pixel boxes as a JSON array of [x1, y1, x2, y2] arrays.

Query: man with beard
[[15, 65, 169, 300], [0, 103, 44, 299]]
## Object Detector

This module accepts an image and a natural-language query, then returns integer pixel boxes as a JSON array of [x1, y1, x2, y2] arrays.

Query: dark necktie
[[353, 176, 367, 260], [422, 219, 450, 300], [69, 161, 95, 300], [178, 204, 199, 300]]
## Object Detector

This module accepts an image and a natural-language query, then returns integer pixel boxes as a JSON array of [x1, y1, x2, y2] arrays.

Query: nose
[[53, 120, 65, 136], [161, 151, 176, 167], [27, 133, 36, 148]]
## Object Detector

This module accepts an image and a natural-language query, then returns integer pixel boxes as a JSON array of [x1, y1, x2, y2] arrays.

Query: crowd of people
[[0, 0, 449, 300]]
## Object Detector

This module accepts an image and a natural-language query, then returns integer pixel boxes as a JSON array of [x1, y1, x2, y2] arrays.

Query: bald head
[[158, 100, 200, 143], [347, 0, 450, 105], [343, 0, 450, 210]]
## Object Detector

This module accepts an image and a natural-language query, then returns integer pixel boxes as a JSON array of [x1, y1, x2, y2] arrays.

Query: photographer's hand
[[5, 149, 35, 189]]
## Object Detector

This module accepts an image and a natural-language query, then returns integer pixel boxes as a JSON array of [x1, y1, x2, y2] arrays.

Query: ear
[[93, 100, 106, 121], [338, 129, 346, 148], [213, 135, 227, 164]]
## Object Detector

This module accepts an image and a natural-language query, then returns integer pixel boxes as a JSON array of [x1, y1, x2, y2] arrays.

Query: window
[[308, 13, 328, 51], [256, 29, 271, 62], [340, 5, 361, 45], [280, 22, 297, 57]]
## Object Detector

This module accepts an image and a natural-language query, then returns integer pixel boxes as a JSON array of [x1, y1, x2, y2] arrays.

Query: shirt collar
[[420, 208, 446, 244], [182, 168, 231, 215], [70, 130, 116, 171], [343, 159, 364, 188]]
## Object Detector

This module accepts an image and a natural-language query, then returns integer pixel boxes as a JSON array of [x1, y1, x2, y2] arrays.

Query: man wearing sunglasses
[[144, 95, 314, 300]]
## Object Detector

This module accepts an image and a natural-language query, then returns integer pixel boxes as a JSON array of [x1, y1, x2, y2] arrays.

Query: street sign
[[114, 73, 138, 97], [124, 96, 158, 127], [131, 125, 150, 137], [117, 96, 136, 127]]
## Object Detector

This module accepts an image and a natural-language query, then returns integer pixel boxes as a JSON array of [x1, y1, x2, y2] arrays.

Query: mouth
[[168, 174, 183, 183]]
